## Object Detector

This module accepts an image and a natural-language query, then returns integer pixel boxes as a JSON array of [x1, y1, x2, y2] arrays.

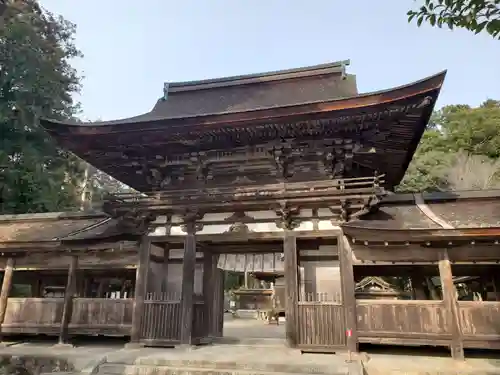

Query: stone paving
[[2, 340, 500, 375], [0, 318, 499, 375], [222, 314, 285, 340]]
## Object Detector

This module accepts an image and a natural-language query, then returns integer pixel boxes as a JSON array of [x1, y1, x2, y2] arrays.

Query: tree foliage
[[0, 0, 85, 213], [79, 162, 136, 210], [408, 0, 500, 39], [397, 99, 500, 192]]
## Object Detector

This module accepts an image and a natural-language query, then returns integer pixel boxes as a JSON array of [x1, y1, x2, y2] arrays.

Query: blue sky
[[41, 0, 500, 121]]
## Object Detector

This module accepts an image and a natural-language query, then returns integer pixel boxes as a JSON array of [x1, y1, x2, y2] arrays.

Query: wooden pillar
[[179, 221, 199, 346], [32, 277, 41, 298], [244, 271, 249, 289], [438, 249, 464, 360], [203, 250, 214, 339], [161, 244, 170, 294], [339, 234, 358, 352], [213, 268, 224, 337], [283, 229, 298, 348], [58, 255, 78, 345], [129, 236, 151, 345], [0, 258, 15, 338]]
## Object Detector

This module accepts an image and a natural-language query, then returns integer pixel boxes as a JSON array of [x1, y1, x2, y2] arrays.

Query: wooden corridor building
[[0, 60, 496, 359]]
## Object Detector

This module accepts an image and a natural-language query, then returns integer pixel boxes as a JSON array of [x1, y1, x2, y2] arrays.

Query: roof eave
[[39, 70, 447, 131]]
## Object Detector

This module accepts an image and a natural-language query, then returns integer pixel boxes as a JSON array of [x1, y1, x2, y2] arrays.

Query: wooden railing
[[2, 298, 63, 334], [69, 298, 133, 335], [297, 302, 346, 349], [1, 296, 208, 343], [106, 175, 385, 208], [141, 299, 181, 345], [356, 300, 449, 345], [458, 301, 500, 348]]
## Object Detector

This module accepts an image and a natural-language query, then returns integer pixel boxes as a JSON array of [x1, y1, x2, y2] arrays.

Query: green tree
[[397, 130, 452, 192], [397, 99, 500, 192], [0, 0, 85, 213], [436, 100, 500, 158], [408, 0, 500, 39]]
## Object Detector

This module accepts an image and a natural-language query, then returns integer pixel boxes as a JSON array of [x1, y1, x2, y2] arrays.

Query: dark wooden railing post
[[283, 229, 298, 348], [339, 233, 358, 353], [179, 218, 202, 346], [203, 249, 214, 340], [58, 255, 78, 346], [128, 236, 151, 347], [0, 257, 15, 343], [439, 249, 464, 360]]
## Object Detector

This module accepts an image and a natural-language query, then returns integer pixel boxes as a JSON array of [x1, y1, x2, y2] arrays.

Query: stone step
[[97, 361, 350, 375], [97, 364, 350, 375]]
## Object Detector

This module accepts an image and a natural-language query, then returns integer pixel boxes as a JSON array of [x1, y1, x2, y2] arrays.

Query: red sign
[[346, 329, 352, 337]]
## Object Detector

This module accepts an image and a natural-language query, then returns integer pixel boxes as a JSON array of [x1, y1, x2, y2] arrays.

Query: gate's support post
[[128, 236, 151, 347], [202, 249, 214, 341], [179, 215, 203, 346], [213, 268, 224, 337], [0, 257, 15, 345], [339, 233, 358, 353], [161, 243, 170, 293], [439, 249, 464, 360], [57, 255, 78, 346], [283, 229, 299, 348]]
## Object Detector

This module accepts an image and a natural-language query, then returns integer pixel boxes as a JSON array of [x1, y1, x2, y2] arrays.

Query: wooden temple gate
[[130, 226, 354, 352], [136, 239, 225, 346], [29, 60, 500, 359]]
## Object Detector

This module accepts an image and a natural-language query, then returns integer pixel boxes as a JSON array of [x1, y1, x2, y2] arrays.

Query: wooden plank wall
[[1, 298, 133, 336], [69, 298, 133, 335], [356, 300, 449, 346], [459, 301, 500, 349], [2, 298, 63, 334]]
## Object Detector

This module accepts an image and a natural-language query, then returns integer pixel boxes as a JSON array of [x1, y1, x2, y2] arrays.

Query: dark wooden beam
[[153, 229, 342, 244], [128, 237, 151, 346], [339, 234, 358, 353], [58, 255, 78, 345], [438, 249, 464, 360], [344, 225, 500, 243], [0, 258, 14, 341], [283, 230, 298, 348]]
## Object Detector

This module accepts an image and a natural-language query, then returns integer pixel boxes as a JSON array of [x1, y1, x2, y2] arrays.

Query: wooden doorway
[[295, 235, 349, 352]]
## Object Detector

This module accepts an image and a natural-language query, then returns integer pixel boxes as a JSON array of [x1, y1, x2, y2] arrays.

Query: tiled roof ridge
[[164, 60, 350, 93]]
